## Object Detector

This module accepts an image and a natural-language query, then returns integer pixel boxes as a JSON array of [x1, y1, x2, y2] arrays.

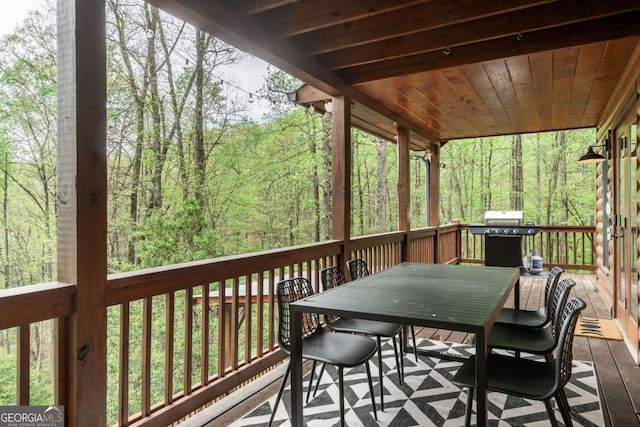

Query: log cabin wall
[[594, 40, 640, 316]]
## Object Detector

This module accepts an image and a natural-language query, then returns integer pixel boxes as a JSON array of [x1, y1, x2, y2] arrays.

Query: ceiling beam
[[293, 84, 331, 103], [229, 0, 300, 15], [319, 0, 640, 70], [340, 10, 640, 84], [293, 0, 557, 55], [147, 0, 440, 142], [293, 85, 432, 149], [257, 0, 428, 37]]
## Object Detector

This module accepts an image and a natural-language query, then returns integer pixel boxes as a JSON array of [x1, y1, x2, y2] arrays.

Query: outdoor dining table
[[289, 262, 520, 426]]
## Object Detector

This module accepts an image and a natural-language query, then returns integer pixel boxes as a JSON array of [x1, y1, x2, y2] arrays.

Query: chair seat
[[328, 318, 403, 337], [452, 353, 556, 400], [488, 323, 555, 354], [302, 329, 378, 367], [496, 307, 546, 328]]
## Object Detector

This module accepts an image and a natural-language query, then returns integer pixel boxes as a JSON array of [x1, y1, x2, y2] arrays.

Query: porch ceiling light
[[578, 145, 606, 164]]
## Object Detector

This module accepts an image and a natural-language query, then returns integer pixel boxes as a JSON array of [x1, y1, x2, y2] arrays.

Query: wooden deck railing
[[459, 225, 596, 271], [0, 223, 593, 426]]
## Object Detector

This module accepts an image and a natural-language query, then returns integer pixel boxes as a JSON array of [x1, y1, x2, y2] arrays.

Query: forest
[[0, 0, 598, 420]]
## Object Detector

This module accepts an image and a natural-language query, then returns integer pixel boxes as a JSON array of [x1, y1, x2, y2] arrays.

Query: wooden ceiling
[[149, 0, 640, 150]]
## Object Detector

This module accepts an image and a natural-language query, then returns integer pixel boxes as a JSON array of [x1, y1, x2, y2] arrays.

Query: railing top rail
[[0, 224, 597, 327], [459, 223, 596, 232], [350, 232, 407, 251], [107, 240, 343, 305], [0, 281, 75, 330]]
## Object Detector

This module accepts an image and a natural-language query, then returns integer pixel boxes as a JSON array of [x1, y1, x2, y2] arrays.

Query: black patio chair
[[496, 266, 564, 328], [318, 266, 405, 410], [346, 259, 418, 363], [346, 258, 371, 282], [487, 278, 576, 356], [268, 277, 378, 427], [453, 297, 586, 427]]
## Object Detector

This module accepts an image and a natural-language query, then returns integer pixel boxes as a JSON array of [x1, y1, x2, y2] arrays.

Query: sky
[[0, 0, 39, 35], [0, 0, 273, 121]]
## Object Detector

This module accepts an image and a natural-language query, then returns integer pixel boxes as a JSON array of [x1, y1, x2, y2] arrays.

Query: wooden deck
[[186, 272, 640, 427]]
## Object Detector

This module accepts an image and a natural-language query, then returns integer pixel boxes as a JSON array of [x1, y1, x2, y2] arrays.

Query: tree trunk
[[546, 136, 561, 225], [558, 131, 569, 223], [193, 29, 206, 208], [374, 139, 387, 233], [2, 150, 9, 353], [412, 159, 425, 223], [311, 132, 321, 242], [321, 112, 332, 240], [147, 6, 163, 210], [354, 138, 365, 234], [109, 0, 151, 265], [158, 20, 196, 201], [511, 134, 523, 210]]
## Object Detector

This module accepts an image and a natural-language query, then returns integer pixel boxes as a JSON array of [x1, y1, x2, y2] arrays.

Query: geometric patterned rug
[[231, 339, 604, 426]]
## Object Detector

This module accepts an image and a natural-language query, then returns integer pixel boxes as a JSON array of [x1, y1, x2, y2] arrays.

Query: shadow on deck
[[182, 272, 640, 427]]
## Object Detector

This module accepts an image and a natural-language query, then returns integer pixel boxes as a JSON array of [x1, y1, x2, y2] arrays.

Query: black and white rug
[[232, 339, 604, 426]]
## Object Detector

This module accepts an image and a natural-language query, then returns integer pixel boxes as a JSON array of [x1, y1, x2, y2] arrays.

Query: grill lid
[[484, 210, 523, 226]]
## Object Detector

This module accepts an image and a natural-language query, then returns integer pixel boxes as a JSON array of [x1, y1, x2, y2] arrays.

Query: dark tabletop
[[292, 262, 519, 332]]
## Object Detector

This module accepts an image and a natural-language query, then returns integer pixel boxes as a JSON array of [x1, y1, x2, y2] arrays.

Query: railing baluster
[[54, 317, 66, 407], [119, 303, 130, 425], [268, 270, 275, 351], [217, 281, 226, 377], [17, 325, 29, 405], [382, 243, 387, 267], [244, 275, 252, 365], [142, 297, 152, 416], [165, 293, 174, 405], [185, 287, 193, 393], [257, 271, 264, 358], [231, 277, 240, 371], [201, 283, 210, 385]]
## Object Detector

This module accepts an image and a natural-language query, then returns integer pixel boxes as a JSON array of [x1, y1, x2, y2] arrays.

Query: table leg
[[475, 331, 488, 427], [290, 309, 303, 426], [514, 277, 521, 358]]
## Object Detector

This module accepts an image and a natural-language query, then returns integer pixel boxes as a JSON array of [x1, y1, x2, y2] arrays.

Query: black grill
[[468, 222, 540, 268]]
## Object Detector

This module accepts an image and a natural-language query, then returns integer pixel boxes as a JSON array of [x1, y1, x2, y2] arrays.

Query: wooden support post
[[397, 127, 410, 262], [331, 95, 352, 267], [57, 0, 108, 424], [430, 144, 441, 263]]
